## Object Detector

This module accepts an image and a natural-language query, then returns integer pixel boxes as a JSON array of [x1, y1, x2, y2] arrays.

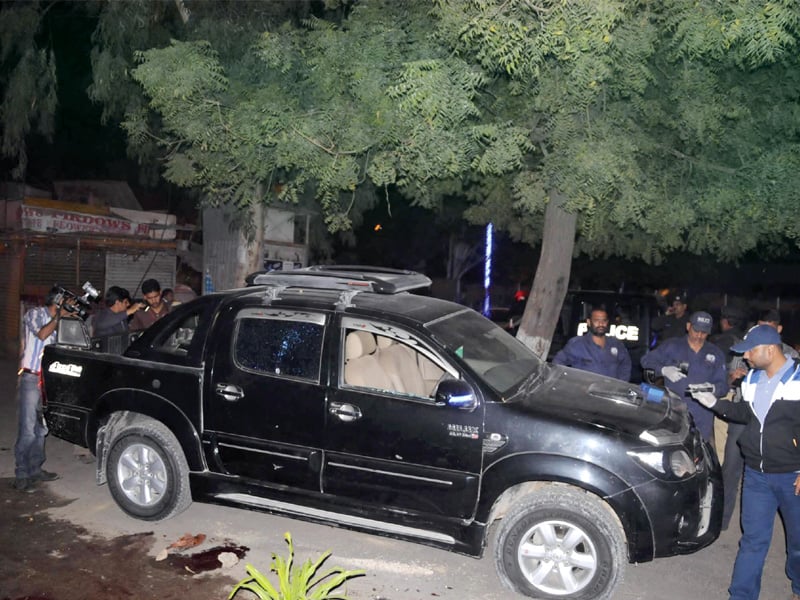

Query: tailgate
[[41, 345, 202, 449]]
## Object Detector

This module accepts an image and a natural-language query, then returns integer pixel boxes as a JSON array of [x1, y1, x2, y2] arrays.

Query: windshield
[[426, 309, 543, 397]]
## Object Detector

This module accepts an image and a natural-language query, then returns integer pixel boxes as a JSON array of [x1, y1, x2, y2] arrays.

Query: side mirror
[[435, 379, 478, 411]]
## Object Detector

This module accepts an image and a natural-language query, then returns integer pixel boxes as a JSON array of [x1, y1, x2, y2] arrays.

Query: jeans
[[729, 467, 800, 600], [722, 422, 746, 530], [13, 372, 48, 480]]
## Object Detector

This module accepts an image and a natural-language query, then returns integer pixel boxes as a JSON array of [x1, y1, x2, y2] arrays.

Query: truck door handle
[[216, 383, 245, 402], [329, 401, 362, 422]]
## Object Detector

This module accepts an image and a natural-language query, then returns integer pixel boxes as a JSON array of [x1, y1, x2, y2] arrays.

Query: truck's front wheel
[[106, 417, 191, 521], [493, 485, 626, 600]]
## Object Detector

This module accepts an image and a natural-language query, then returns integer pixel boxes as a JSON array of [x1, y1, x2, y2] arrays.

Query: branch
[[174, 0, 190, 24], [291, 127, 372, 157], [658, 145, 738, 175], [40, 2, 60, 19], [488, 0, 513, 20], [214, 101, 230, 134], [292, 127, 337, 155], [538, 141, 549, 157], [522, 0, 553, 14]]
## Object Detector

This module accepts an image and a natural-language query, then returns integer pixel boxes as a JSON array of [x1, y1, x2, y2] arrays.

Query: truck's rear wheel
[[493, 485, 626, 600], [106, 416, 191, 521]]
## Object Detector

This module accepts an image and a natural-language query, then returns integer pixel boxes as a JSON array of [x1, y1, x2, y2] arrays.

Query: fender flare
[[89, 388, 205, 476], [477, 452, 655, 562]]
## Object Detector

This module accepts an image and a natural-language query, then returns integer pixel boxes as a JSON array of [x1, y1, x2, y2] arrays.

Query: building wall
[[203, 206, 310, 292]]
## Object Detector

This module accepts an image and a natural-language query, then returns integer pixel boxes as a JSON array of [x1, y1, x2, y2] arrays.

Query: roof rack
[[248, 265, 432, 295]]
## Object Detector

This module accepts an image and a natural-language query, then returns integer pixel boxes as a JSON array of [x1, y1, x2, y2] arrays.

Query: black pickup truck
[[41, 266, 721, 600]]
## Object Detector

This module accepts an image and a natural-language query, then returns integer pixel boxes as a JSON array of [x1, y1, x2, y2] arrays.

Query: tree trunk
[[220, 184, 266, 289], [232, 189, 265, 288], [516, 192, 577, 359]]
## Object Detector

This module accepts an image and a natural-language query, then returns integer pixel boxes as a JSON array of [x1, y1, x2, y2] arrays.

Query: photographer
[[93, 286, 144, 338], [13, 287, 71, 492]]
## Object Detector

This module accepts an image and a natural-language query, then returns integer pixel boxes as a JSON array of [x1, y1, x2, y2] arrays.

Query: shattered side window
[[157, 313, 200, 355], [234, 317, 324, 382]]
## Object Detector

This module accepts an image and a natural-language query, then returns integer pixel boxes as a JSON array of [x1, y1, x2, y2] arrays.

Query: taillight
[[39, 370, 47, 408]]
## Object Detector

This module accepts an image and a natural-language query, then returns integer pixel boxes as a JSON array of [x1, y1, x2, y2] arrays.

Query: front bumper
[[639, 437, 723, 558]]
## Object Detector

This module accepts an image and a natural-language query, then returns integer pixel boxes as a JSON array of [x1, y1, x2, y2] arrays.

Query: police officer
[[641, 311, 729, 441], [552, 307, 632, 381], [651, 291, 691, 346]]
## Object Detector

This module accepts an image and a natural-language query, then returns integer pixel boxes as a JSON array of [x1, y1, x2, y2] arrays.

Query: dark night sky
[[9, 3, 199, 219], [22, 5, 127, 184]]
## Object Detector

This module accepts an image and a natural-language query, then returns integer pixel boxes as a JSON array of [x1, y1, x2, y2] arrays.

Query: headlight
[[628, 449, 696, 480]]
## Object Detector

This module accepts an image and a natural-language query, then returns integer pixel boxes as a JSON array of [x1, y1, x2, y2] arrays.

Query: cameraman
[[13, 287, 70, 492], [93, 286, 144, 338]]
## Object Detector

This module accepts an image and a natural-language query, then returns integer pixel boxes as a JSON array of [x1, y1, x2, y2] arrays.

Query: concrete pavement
[[0, 357, 795, 600]]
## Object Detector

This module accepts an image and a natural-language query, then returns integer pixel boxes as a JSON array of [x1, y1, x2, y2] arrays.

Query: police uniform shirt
[[552, 333, 632, 381], [641, 337, 729, 437]]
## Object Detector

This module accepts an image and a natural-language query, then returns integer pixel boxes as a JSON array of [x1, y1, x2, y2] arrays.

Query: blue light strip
[[483, 223, 493, 316]]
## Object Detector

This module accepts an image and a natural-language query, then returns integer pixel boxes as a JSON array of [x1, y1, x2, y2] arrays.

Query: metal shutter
[[0, 246, 21, 357], [24, 241, 77, 287], [105, 251, 176, 297], [23, 240, 105, 292]]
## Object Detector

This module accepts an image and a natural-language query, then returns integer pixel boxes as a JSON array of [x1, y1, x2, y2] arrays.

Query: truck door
[[205, 307, 328, 492], [323, 317, 484, 520]]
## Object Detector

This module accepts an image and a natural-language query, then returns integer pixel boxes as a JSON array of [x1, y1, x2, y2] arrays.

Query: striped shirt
[[20, 306, 56, 373]]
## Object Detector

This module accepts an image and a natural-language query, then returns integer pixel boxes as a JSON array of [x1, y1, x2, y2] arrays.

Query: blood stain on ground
[[0, 479, 238, 600], [164, 545, 249, 574]]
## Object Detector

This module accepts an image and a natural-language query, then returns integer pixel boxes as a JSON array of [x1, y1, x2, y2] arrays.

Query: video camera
[[53, 281, 100, 320]]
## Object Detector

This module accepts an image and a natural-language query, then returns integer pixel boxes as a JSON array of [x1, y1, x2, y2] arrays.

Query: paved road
[[0, 358, 794, 600]]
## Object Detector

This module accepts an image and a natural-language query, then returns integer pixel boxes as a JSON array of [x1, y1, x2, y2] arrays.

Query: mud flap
[[95, 411, 133, 485]]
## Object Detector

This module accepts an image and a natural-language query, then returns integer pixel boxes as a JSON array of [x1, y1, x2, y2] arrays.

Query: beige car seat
[[344, 330, 392, 390], [418, 354, 445, 395], [376, 335, 429, 397]]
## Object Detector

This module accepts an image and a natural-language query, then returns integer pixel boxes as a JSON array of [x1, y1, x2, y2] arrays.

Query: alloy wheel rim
[[516, 519, 598, 596], [116, 443, 168, 507]]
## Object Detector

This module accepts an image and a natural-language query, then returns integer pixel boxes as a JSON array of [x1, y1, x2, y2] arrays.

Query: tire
[[106, 416, 191, 521], [493, 485, 626, 600]]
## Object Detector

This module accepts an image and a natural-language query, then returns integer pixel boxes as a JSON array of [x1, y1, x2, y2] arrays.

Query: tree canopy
[[5, 0, 795, 260], [3, 1, 800, 341]]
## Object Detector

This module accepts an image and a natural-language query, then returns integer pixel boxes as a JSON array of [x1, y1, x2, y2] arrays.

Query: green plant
[[228, 532, 365, 600]]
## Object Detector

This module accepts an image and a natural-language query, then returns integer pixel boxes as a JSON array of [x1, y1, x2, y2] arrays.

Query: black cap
[[673, 291, 688, 304]]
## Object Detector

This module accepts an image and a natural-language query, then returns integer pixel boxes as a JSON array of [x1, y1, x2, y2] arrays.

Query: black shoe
[[12, 478, 34, 492], [30, 469, 59, 482]]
